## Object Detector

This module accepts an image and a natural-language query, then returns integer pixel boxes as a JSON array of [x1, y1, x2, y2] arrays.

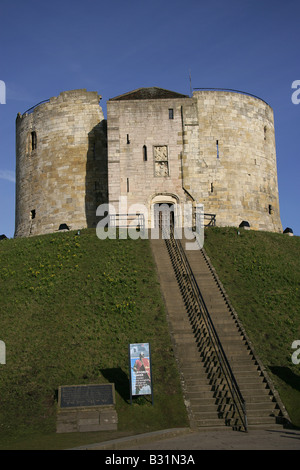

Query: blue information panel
[[129, 343, 153, 404]]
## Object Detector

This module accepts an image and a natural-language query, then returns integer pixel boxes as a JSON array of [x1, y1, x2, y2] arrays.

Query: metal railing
[[23, 99, 50, 115], [109, 213, 145, 232], [165, 225, 247, 431], [204, 213, 216, 227], [193, 88, 269, 106]]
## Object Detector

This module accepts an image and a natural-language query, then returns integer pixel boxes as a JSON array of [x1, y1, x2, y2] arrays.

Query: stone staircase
[[150, 230, 290, 431]]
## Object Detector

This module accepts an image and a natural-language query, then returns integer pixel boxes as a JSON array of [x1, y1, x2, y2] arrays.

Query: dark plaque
[[58, 384, 115, 409]]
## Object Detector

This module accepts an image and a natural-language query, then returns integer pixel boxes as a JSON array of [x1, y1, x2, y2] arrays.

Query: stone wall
[[107, 89, 282, 232], [107, 96, 194, 227], [15, 89, 107, 237], [56, 407, 118, 433], [182, 91, 282, 232], [15, 87, 282, 237]]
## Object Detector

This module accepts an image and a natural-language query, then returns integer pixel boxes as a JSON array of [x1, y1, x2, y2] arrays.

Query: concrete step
[[215, 333, 246, 341], [176, 347, 201, 359], [150, 237, 284, 433], [239, 380, 269, 390], [240, 391, 273, 402], [247, 416, 278, 425], [231, 364, 261, 374], [194, 417, 229, 428], [208, 316, 239, 324], [246, 409, 278, 419], [236, 376, 267, 385], [173, 333, 198, 343], [220, 343, 251, 352], [186, 389, 223, 399], [191, 404, 220, 413]]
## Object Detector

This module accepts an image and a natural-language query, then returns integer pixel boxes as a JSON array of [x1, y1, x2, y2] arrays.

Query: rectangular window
[[216, 140, 219, 159], [169, 109, 174, 119], [154, 145, 169, 176], [127, 178, 129, 192]]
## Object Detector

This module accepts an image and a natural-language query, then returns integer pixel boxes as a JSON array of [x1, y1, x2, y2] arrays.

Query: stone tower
[[183, 90, 282, 232], [15, 89, 107, 237], [107, 87, 282, 233], [15, 86, 282, 238]]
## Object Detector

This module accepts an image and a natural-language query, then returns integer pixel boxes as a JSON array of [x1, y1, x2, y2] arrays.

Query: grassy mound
[[0, 229, 188, 449], [203, 227, 300, 427], [0, 226, 299, 449]]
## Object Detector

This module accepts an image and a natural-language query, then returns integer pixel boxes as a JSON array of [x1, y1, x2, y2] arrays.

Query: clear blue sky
[[0, 0, 299, 238]]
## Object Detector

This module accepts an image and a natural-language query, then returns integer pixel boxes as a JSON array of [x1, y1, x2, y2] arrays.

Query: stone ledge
[[56, 407, 118, 433]]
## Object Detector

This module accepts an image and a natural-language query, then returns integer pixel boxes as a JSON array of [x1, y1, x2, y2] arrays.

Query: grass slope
[[1, 226, 299, 449], [203, 227, 300, 427], [0, 229, 188, 449]]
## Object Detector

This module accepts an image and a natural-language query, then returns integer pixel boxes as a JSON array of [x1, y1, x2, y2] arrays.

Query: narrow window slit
[[31, 131, 37, 150], [143, 145, 147, 161], [264, 126, 267, 141]]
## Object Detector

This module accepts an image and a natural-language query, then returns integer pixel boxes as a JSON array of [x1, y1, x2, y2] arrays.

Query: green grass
[[0, 229, 188, 449], [1, 226, 299, 449], [203, 227, 300, 427]]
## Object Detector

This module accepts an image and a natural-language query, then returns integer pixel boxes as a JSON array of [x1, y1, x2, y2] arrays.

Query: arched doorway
[[150, 194, 179, 230], [154, 203, 174, 229]]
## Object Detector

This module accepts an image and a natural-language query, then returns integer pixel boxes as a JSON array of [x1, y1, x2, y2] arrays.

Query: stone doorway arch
[[154, 203, 174, 229], [150, 194, 179, 229]]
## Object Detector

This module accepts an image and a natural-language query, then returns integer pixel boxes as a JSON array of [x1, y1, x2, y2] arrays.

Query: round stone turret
[[15, 89, 107, 237]]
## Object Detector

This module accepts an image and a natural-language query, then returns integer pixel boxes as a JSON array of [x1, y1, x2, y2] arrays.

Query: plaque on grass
[[58, 383, 115, 409]]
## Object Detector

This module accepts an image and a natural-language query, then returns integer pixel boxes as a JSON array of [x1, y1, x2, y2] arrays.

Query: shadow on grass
[[269, 366, 300, 392], [101, 368, 130, 402]]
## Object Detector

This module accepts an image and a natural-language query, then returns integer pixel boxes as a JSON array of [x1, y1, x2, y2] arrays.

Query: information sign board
[[129, 343, 153, 404], [58, 384, 115, 409]]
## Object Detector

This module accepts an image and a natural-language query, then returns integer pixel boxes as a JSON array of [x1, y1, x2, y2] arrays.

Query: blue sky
[[0, 0, 299, 238]]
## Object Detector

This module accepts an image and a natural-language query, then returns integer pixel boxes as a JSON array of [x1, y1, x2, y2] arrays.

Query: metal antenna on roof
[[189, 69, 192, 97]]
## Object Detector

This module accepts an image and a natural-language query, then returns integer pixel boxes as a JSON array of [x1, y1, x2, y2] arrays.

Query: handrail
[[204, 213, 216, 227], [23, 99, 50, 115], [109, 213, 145, 231], [165, 225, 247, 431]]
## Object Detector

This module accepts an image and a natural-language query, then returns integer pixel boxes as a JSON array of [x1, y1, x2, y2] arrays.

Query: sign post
[[129, 343, 153, 405]]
